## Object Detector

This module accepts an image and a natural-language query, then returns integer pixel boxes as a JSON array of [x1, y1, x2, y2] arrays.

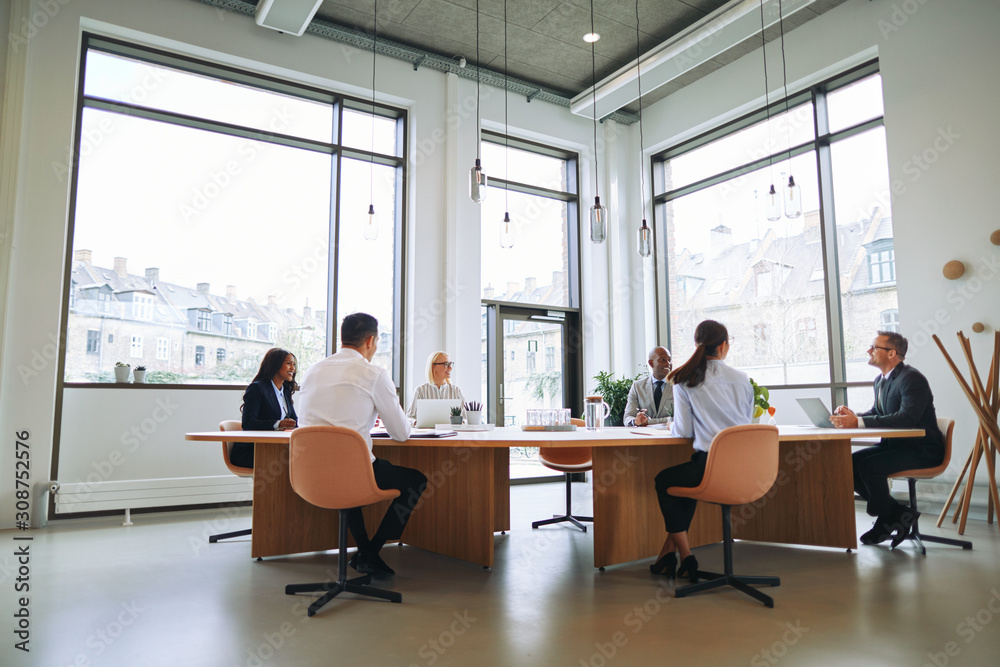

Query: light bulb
[[637, 218, 651, 257], [500, 211, 514, 248], [470, 158, 487, 203], [765, 184, 781, 222], [590, 195, 607, 244], [363, 204, 378, 241], [784, 175, 802, 218]]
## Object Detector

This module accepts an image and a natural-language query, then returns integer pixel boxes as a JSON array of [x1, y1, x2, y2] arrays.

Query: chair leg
[[209, 528, 251, 543], [902, 478, 973, 553], [674, 506, 779, 608], [532, 473, 592, 532], [284, 510, 402, 616]]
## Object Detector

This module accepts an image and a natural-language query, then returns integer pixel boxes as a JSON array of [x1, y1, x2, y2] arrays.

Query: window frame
[[651, 60, 889, 406], [58, 34, 409, 389]]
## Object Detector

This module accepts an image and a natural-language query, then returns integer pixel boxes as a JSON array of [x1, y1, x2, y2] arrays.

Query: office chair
[[889, 418, 973, 553], [284, 426, 402, 616], [532, 418, 593, 532], [671, 424, 781, 607], [209, 420, 253, 543]]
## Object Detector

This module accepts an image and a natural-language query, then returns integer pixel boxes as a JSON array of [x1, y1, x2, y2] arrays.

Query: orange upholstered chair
[[670, 424, 781, 607], [532, 417, 592, 532], [284, 426, 402, 616], [889, 418, 973, 553], [209, 420, 253, 544]]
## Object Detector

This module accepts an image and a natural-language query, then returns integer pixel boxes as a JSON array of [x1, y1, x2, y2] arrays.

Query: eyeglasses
[[433, 362, 455, 369], [868, 345, 893, 353]]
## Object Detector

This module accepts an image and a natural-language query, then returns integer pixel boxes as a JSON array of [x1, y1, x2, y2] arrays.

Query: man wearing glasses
[[830, 331, 944, 547], [624, 347, 674, 427]]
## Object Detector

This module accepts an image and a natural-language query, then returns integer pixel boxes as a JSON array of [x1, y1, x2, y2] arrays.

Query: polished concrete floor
[[4, 483, 1000, 667]]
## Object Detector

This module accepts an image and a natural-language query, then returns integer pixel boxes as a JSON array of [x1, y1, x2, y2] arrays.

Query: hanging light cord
[[778, 0, 792, 162], [370, 0, 377, 205], [758, 0, 774, 182], [635, 0, 644, 221], [476, 0, 481, 159], [504, 0, 509, 209], [591, 0, 599, 199]]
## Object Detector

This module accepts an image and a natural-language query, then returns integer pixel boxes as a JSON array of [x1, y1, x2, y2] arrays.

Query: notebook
[[796, 397, 834, 428], [414, 398, 462, 428]]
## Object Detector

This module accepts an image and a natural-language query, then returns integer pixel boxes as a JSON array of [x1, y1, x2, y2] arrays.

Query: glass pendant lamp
[[500, 211, 514, 248], [766, 184, 781, 221], [637, 218, 651, 257], [784, 175, 801, 218], [470, 158, 487, 203], [363, 204, 378, 241]]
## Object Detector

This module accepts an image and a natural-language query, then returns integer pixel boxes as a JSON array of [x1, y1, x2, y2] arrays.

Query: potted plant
[[449, 406, 464, 425], [593, 371, 643, 427], [750, 378, 770, 423], [133, 365, 146, 383], [114, 362, 131, 383]]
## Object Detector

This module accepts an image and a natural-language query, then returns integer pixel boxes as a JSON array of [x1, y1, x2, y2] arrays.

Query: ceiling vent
[[254, 0, 323, 37]]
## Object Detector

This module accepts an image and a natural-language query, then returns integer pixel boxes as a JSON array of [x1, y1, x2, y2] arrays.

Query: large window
[[63, 37, 406, 385], [653, 63, 896, 399]]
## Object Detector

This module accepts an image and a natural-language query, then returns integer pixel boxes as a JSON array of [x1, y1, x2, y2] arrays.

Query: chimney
[[303, 305, 312, 319], [226, 285, 237, 299], [145, 268, 159, 283], [268, 295, 277, 307], [709, 225, 733, 258], [113, 257, 127, 278], [483, 284, 495, 300], [524, 277, 537, 293], [551, 270, 564, 288], [75, 249, 92, 266], [197, 282, 210, 295]]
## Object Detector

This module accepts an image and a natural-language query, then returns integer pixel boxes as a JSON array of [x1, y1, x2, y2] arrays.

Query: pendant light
[[588, 0, 607, 244], [469, 0, 487, 203], [777, 0, 802, 218], [634, 0, 651, 258], [758, 0, 780, 223], [364, 0, 379, 241], [499, 0, 514, 249]]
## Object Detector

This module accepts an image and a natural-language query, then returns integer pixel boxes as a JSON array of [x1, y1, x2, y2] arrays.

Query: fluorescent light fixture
[[583, 32, 601, 42], [255, 0, 323, 37]]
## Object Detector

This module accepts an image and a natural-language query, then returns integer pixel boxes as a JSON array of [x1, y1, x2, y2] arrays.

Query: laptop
[[796, 397, 834, 428], [415, 398, 462, 428]]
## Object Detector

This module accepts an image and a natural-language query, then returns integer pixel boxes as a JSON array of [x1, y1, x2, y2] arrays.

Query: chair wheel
[[257, 557, 263, 561]]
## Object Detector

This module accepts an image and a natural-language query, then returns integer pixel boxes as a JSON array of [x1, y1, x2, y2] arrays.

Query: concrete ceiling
[[312, 0, 850, 114]]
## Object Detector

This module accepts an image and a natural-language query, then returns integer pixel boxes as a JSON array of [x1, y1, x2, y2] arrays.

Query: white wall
[[0, 0, 627, 527], [641, 0, 1000, 495]]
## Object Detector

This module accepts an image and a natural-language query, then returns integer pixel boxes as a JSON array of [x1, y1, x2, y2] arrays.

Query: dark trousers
[[853, 444, 940, 518], [654, 450, 708, 533], [346, 458, 427, 555]]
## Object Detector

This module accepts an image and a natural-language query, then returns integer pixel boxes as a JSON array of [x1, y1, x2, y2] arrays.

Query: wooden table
[[186, 425, 922, 568]]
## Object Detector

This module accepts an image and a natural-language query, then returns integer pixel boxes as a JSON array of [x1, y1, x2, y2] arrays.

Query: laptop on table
[[795, 397, 834, 428], [414, 398, 463, 428]]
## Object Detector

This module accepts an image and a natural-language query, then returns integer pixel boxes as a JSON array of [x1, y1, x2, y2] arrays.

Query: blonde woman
[[406, 351, 466, 421]]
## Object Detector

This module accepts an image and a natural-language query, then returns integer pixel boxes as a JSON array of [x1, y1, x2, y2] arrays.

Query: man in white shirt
[[624, 347, 673, 427], [296, 313, 426, 579]]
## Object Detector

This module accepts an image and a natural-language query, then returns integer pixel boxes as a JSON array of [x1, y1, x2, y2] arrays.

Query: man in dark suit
[[831, 331, 944, 546]]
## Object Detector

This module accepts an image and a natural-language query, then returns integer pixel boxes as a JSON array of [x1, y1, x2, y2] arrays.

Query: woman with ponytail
[[648, 320, 753, 582]]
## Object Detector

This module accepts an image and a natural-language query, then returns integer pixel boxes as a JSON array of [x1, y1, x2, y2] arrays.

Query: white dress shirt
[[296, 348, 411, 461], [271, 380, 289, 429], [671, 360, 753, 452], [624, 375, 674, 426], [406, 382, 467, 420]]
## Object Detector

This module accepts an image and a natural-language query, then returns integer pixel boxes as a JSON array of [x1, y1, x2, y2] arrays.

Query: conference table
[[185, 425, 922, 568]]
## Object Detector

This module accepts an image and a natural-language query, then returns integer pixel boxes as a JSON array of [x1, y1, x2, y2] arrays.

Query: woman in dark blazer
[[230, 348, 298, 468]]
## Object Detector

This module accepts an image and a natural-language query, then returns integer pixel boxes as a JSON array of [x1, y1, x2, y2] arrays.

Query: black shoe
[[650, 552, 677, 578], [890, 510, 920, 548], [676, 555, 699, 583], [860, 521, 892, 545], [353, 551, 395, 579]]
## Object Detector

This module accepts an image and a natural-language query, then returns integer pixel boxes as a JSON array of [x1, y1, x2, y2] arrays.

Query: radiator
[[54, 476, 253, 514]]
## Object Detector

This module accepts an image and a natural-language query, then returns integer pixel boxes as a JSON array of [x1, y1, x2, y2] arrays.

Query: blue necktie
[[653, 380, 663, 412]]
